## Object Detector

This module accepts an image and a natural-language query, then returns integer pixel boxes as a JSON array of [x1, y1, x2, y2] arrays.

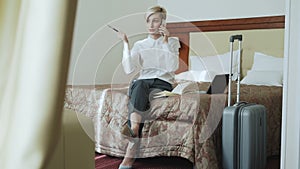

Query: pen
[[107, 25, 119, 32]]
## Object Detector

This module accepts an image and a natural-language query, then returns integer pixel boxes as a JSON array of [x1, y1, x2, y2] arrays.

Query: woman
[[116, 5, 180, 169]]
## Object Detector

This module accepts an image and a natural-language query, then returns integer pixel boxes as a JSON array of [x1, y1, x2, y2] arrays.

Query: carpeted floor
[[95, 153, 193, 169], [95, 153, 280, 169]]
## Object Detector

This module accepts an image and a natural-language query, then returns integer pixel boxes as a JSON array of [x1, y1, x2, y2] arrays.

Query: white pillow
[[219, 50, 239, 74], [175, 70, 217, 82], [198, 70, 217, 82], [251, 52, 283, 72], [175, 70, 195, 82], [189, 55, 208, 72], [241, 70, 283, 86], [189, 50, 239, 79]]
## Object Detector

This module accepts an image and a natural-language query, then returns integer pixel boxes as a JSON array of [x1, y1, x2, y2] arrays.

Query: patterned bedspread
[[64, 83, 282, 169]]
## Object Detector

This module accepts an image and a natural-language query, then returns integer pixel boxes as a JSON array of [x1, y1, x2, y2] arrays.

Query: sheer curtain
[[0, 0, 77, 168]]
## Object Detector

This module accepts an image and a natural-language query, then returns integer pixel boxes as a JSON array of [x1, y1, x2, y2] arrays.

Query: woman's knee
[[129, 80, 150, 102], [131, 80, 148, 90]]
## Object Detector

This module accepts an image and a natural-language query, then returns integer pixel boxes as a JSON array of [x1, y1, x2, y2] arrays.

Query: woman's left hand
[[159, 25, 170, 37], [159, 25, 169, 43]]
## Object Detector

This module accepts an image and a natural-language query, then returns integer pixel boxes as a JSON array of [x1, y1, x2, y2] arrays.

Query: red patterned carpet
[[95, 153, 280, 169], [95, 153, 193, 169]]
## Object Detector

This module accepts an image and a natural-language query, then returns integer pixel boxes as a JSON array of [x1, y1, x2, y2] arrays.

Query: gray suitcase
[[222, 35, 267, 169]]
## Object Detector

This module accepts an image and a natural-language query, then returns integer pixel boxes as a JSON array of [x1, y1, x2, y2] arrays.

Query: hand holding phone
[[159, 19, 169, 37]]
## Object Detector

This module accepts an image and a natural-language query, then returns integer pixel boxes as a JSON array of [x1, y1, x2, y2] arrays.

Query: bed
[[64, 15, 284, 169]]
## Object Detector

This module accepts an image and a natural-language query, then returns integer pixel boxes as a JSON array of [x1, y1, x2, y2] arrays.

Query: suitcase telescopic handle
[[229, 35, 242, 42], [228, 34, 243, 107]]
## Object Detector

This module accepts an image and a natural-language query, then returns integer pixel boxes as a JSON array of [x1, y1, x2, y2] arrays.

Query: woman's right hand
[[117, 31, 129, 43]]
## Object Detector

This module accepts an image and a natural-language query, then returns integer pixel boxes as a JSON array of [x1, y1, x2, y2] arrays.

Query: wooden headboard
[[167, 15, 285, 73]]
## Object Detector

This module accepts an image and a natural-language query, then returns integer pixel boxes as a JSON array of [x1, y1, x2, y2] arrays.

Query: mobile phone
[[107, 25, 119, 32], [160, 19, 167, 36], [161, 19, 166, 27]]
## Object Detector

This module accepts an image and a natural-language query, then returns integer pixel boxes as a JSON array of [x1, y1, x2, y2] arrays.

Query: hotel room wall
[[189, 29, 285, 76], [158, 0, 284, 22], [67, 0, 157, 85], [68, 0, 284, 85], [158, 0, 285, 77]]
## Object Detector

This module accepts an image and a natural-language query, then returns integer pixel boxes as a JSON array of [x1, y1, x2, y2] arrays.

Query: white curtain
[[0, 0, 77, 168]]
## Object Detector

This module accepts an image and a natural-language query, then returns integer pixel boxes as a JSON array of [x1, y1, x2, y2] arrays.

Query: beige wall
[[158, 0, 284, 22], [68, 0, 157, 85], [190, 29, 285, 76], [68, 0, 285, 85]]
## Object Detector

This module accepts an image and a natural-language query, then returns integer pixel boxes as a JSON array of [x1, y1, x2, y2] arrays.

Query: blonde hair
[[145, 6, 167, 21]]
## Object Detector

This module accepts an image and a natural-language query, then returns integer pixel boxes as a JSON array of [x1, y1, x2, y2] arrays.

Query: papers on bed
[[153, 81, 199, 98]]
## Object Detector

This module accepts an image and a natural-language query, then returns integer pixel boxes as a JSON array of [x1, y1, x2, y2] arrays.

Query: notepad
[[153, 81, 199, 98]]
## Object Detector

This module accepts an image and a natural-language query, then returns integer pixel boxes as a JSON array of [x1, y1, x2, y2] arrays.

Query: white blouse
[[122, 35, 180, 84]]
